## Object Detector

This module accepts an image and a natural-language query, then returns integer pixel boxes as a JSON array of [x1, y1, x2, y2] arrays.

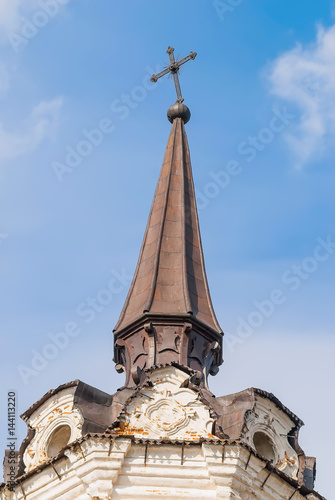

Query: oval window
[[253, 431, 275, 462], [46, 425, 71, 458]]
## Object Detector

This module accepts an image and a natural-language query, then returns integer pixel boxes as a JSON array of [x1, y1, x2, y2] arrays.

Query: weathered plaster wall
[[0, 437, 321, 500]]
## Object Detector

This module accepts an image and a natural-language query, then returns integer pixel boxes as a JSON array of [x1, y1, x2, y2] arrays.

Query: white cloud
[[0, 0, 40, 38], [0, 97, 63, 161], [0, 0, 70, 48], [267, 24, 335, 168]]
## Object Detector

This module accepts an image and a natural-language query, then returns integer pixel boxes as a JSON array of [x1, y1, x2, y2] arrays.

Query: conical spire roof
[[114, 116, 221, 335]]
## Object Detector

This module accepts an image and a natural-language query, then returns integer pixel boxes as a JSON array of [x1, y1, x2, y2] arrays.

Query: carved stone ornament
[[117, 365, 216, 440], [23, 387, 83, 472], [241, 396, 299, 480]]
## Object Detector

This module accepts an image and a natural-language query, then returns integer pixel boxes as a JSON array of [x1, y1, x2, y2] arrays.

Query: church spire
[[114, 48, 223, 388]]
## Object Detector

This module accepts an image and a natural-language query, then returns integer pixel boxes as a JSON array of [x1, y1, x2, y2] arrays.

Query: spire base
[[167, 103, 191, 124], [114, 313, 222, 389]]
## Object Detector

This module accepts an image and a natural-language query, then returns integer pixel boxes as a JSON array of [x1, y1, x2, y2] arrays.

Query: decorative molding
[[241, 396, 299, 480], [116, 365, 216, 440], [23, 388, 83, 472], [0, 437, 323, 499]]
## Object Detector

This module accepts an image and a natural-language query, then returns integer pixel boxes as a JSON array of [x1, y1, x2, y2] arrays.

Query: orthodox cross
[[150, 46, 197, 103]]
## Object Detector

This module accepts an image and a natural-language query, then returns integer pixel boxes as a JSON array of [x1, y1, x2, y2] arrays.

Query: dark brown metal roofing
[[114, 117, 222, 335], [207, 387, 303, 441]]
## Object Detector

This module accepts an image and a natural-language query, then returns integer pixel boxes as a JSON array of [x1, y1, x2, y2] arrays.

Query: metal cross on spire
[[150, 46, 197, 103]]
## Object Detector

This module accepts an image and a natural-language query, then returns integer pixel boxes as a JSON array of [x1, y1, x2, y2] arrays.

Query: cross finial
[[150, 46, 197, 104]]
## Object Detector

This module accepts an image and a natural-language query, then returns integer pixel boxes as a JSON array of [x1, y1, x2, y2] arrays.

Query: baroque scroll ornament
[[118, 366, 216, 440]]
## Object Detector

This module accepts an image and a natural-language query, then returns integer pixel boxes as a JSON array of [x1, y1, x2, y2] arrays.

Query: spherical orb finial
[[167, 103, 191, 124]]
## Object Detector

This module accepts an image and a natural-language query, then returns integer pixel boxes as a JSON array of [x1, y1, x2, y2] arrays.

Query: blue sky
[[0, 0, 334, 496]]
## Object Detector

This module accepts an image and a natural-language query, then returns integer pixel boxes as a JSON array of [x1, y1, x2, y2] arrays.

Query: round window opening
[[253, 431, 275, 462], [46, 425, 71, 458]]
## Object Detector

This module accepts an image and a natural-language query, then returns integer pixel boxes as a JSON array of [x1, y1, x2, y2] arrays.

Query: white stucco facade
[[241, 394, 300, 480], [0, 367, 324, 499], [0, 436, 320, 500], [22, 386, 84, 473]]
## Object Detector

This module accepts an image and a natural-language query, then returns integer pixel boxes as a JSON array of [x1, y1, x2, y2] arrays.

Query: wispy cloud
[[0, 0, 40, 38], [0, 97, 63, 161], [0, 0, 70, 51], [266, 24, 335, 168]]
